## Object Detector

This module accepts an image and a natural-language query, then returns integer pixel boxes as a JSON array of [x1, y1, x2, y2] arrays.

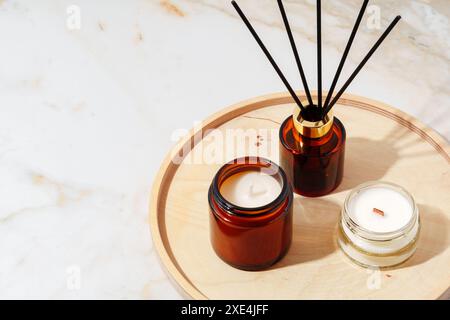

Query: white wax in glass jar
[[348, 186, 413, 233], [339, 182, 420, 267], [220, 171, 282, 208]]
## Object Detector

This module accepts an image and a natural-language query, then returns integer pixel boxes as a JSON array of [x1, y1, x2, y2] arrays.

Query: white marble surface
[[0, 0, 448, 299]]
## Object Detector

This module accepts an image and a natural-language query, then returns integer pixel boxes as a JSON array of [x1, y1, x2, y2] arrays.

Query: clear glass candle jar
[[208, 156, 293, 271], [338, 181, 420, 268]]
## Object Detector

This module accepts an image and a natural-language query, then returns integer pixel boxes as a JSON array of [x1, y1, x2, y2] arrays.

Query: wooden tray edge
[[149, 92, 450, 300]]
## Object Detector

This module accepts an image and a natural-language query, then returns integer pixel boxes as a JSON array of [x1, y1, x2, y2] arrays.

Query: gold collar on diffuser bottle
[[293, 100, 334, 139]]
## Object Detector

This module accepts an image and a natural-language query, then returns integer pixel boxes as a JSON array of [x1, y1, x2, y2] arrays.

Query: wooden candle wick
[[373, 208, 385, 216]]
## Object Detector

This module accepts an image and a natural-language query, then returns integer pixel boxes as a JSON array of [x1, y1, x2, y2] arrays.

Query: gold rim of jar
[[292, 99, 334, 139]]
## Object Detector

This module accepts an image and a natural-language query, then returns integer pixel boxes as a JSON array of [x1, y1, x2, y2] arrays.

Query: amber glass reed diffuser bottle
[[231, 0, 401, 196], [279, 104, 346, 197]]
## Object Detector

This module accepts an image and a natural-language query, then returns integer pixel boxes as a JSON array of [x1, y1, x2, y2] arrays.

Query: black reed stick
[[317, 0, 322, 111], [277, 0, 313, 106], [321, 15, 401, 117], [231, 1, 306, 112], [322, 0, 369, 115]]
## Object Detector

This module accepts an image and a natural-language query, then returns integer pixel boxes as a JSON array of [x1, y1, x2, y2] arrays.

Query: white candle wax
[[347, 186, 413, 233], [220, 171, 282, 208], [339, 182, 420, 267]]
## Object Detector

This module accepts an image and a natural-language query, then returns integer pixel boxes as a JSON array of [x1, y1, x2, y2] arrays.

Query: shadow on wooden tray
[[271, 201, 449, 270], [270, 124, 448, 270], [401, 203, 450, 268], [272, 197, 341, 268], [335, 127, 432, 194]]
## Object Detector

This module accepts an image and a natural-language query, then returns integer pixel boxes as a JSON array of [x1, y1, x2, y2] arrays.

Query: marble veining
[[0, 0, 448, 299]]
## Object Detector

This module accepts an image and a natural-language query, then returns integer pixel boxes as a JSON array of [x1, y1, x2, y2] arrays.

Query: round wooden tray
[[150, 92, 450, 300]]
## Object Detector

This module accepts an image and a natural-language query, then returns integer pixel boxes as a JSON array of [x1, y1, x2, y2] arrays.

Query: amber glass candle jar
[[208, 156, 293, 271], [279, 103, 346, 197]]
